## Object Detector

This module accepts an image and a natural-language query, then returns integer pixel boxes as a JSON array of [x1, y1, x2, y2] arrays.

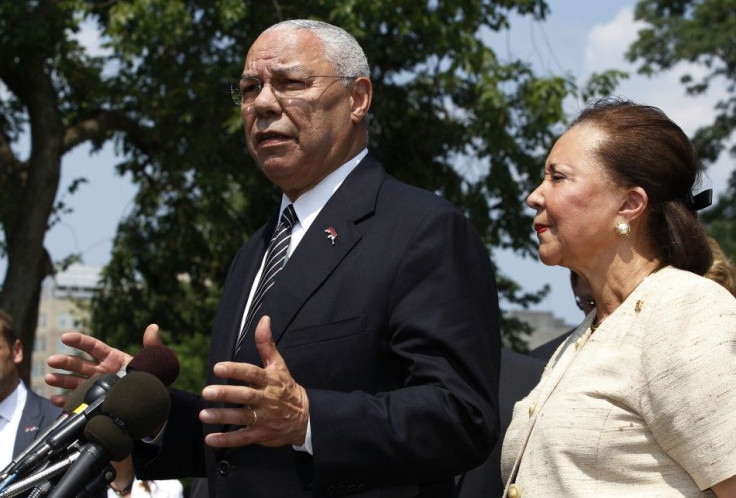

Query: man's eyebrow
[[241, 65, 306, 79]]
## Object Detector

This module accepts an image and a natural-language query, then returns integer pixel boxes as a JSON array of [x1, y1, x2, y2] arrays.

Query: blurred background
[[1, 0, 733, 394]]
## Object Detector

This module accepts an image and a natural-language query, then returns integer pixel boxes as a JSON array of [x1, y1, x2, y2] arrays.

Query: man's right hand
[[45, 324, 163, 407]]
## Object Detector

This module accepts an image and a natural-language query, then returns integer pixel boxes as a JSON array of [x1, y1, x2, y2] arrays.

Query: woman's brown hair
[[569, 97, 712, 275]]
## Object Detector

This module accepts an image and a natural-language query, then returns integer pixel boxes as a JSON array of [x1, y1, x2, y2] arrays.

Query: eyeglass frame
[[230, 74, 359, 107]]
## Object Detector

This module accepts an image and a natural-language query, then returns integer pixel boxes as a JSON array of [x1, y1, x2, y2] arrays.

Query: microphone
[[0, 374, 120, 487], [101, 371, 171, 439], [0, 452, 80, 498], [0, 374, 105, 485], [0, 345, 178, 490], [126, 344, 180, 388], [47, 415, 133, 498], [48, 373, 170, 498]]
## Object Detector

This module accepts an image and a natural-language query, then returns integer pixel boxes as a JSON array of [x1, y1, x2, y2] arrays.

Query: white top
[[106, 478, 183, 498], [501, 266, 736, 497], [0, 381, 26, 468]]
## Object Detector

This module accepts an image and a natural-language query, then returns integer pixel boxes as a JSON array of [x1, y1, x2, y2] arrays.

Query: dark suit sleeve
[[309, 204, 501, 490], [458, 349, 544, 497], [133, 388, 207, 479]]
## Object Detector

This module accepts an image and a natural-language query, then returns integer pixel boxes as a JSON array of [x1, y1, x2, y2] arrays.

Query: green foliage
[[702, 170, 736, 262], [628, 0, 736, 264], [627, 0, 736, 164], [2, 1, 602, 386], [84, 0, 580, 372], [580, 70, 630, 104]]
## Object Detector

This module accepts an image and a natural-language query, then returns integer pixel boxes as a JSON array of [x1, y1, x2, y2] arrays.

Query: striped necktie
[[235, 204, 298, 354]]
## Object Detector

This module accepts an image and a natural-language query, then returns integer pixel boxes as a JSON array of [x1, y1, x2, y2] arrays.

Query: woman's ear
[[619, 186, 648, 222]]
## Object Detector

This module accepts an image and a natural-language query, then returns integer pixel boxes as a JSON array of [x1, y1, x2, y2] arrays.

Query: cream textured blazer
[[501, 266, 736, 497]]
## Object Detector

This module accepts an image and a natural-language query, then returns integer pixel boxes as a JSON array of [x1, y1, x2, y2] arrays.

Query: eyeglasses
[[575, 296, 596, 311], [230, 75, 357, 106]]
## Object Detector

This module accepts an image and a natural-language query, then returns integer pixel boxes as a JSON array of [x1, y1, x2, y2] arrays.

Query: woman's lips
[[534, 224, 550, 235]]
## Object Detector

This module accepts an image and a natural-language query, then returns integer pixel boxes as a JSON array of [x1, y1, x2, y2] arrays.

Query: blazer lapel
[[213, 213, 277, 364], [237, 155, 385, 357], [13, 391, 41, 458]]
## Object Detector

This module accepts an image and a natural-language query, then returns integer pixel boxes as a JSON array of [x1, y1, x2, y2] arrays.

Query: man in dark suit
[[457, 349, 544, 497], [46, 19, 500, 497], [0, 309, 61, 468]]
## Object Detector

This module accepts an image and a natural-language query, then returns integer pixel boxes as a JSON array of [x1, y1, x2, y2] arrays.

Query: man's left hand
[[199, 315, 310, 448]]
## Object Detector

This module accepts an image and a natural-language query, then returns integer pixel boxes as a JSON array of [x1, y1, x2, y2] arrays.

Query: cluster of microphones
[[0, 345, 180, 498]]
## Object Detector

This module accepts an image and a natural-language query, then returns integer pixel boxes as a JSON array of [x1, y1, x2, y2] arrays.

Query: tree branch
[[62, 111, 154, 157]]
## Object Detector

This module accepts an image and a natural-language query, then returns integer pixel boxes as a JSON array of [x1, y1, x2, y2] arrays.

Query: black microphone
[[0, 374, 120, 484], [0, 345, 179, 491], [46, 415, 133, 498], [101, 371, 171, 439], [0, 375, 104, 485], [48, 373, 170, 498]]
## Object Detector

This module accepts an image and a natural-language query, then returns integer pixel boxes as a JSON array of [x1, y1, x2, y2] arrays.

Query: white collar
[[280, 149, 368, 233], [0, 380, 25, 423]]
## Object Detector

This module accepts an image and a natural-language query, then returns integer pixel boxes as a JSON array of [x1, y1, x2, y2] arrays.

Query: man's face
[[0, 334, 22, 402], [240, 28, 362, 201]]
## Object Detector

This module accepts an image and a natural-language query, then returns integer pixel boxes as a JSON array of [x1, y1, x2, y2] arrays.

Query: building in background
[[506, 309, 574, 351], [32, 264, 102, 397]]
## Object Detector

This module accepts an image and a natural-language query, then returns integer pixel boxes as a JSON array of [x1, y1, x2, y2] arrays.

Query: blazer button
[[508, 483, 521, 498], [217, 460, 231, 476]]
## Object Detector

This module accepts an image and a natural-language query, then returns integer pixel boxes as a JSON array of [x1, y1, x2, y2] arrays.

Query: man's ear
[[350, 77, 372, 123], [619, 186, 648, 223], [12, 338, 23, 365]]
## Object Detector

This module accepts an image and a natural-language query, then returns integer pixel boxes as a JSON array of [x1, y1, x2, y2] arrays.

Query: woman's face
[[527, 124, 627, 270]]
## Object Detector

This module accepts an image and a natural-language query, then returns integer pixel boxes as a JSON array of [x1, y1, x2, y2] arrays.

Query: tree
[[2, 0, 600, 388], [627, 0, 736, 260], [0, 0, 126, 382], [89, 0, 575, 384]]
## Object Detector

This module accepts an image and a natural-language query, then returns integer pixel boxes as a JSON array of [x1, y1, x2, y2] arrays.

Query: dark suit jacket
[[12, 387, 63, 458], [457, 349, 543, 497], [135, 155, 501, 497]]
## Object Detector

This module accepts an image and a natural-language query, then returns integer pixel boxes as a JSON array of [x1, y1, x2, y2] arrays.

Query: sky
[[4, 1, 733, 327]]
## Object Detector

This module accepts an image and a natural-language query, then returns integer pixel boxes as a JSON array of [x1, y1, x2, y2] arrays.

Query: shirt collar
[[0, 380, 25, 423], [280, 148, 368, 233]]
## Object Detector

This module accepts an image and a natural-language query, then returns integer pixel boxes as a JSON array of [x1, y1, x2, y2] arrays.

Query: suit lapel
[[13, 391, 41, 458], [236, 155, 386, 358], [213, 213, 278, 364]]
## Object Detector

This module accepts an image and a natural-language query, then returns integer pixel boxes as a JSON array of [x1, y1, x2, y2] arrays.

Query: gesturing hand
[[45, 324, 164, 407], [199, 316, 309, 448]]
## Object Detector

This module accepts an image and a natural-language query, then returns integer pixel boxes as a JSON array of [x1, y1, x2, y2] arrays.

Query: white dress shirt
[[239, 148, 368, 456], [0, 381, 27, 468], [145, 150, 368, 454], [239, 148, 367, 332]]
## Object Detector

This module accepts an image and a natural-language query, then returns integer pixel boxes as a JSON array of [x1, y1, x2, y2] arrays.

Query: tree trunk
[[0, 51, 64, 387]]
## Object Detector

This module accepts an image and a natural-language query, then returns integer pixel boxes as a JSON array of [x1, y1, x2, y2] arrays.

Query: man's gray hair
[[263, 19, 370, 79]]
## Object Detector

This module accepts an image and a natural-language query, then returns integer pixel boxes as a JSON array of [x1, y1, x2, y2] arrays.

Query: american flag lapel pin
[[325, 226, 337, 245]]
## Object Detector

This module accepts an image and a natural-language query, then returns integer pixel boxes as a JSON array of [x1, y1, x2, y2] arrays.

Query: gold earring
[[615, 222, 631, 237]]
